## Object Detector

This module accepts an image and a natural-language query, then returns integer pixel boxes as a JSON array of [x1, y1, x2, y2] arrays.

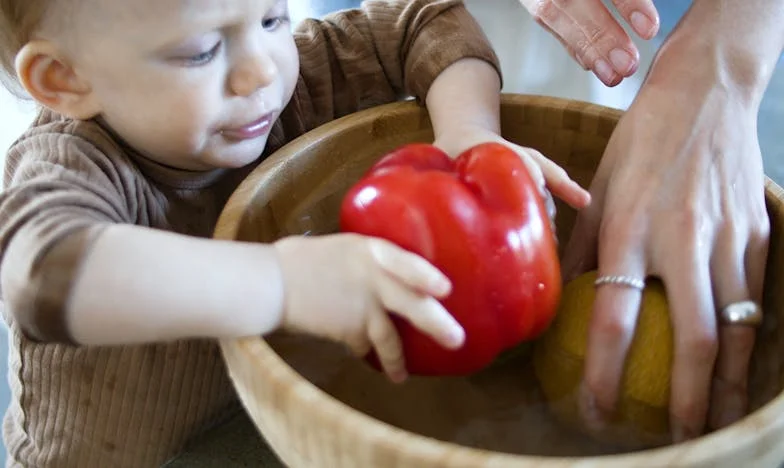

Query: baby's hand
[[433, 126, 591, 212], [273, 234, 465, 383]]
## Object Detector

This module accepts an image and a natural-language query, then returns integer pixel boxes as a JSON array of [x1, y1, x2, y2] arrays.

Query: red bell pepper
[[339, 142, 561, 376]]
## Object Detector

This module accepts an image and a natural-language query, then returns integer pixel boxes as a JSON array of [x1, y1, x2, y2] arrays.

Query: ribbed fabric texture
[[0, 1, 500, 465], [4, 320, 239, 466]]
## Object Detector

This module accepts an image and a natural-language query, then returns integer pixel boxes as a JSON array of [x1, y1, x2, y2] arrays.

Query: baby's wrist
[[270, 237, 299, 333]]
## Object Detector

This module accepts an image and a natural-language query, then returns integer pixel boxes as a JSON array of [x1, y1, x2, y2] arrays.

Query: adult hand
[[561, 66, 770, 441], [518, 0, 660, 86]]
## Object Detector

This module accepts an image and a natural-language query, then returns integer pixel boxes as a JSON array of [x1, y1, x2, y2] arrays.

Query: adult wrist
[[644, 34, 768, 110], [645, 0, 782, 108]]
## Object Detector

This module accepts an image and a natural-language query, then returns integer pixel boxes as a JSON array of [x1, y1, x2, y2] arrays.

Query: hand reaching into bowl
[[427, 58, 591, 217], [558, 0, 783, 443], [564, 69, 768, 442], [433, 125, 591, 216], [274, 234, 465, 383]]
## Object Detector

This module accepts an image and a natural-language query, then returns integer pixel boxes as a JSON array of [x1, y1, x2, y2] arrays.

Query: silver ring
[[594, 275, 646, 290], [719, 300, 763, 327]]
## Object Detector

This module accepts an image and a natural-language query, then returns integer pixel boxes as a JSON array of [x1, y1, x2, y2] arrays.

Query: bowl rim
[[214, 93, 784, 466]]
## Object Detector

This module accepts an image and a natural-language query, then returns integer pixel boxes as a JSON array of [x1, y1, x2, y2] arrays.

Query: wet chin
[[211, 134, 270, 169]]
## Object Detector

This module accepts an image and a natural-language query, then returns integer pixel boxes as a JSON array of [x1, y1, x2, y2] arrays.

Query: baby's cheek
[[277, 37, 300, 106], [167, 102, 218, 149], [139, 115, 208, 163]]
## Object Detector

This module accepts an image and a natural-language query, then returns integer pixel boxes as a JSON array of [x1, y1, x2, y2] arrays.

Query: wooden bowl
[[213, 94, 784, 467]]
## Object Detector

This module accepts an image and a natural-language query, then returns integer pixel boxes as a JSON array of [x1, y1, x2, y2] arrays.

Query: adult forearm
[[69, 225, 285, 345], [647, 0, 784, 105]]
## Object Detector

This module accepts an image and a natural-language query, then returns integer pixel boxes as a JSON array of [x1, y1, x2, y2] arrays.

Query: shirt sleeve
[[281, 0, 502, 134], [0, 127, 136, 344]]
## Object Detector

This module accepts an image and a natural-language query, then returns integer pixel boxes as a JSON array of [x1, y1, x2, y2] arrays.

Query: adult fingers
[[560, 181, 606, 282], [559, 137, 619, 282], [579, 216, 647, 430], [661, 244, 718, 442], [609, 0, 660, 39], [525, 0, 638, 85], [560, 208, 601, 282], [710, 324, 755, 430], [708, 226, 768, 429], [537, 20, 588, 70]]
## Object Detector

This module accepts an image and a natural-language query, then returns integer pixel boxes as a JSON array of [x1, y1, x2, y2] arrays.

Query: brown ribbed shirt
[[0, 1, 500, 466]]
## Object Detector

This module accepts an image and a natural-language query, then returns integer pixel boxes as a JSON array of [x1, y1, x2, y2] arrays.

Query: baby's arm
[[0, 136, 284, 345], [0, 133, 461, 379], [67, 230, 461, 379], [64, 225, 284, 344], [424, 58, 591, 210], [293, 0, 590, 210]]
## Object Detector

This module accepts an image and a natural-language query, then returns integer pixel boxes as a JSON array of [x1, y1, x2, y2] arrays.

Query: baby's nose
[[229, 52, 279, 97]]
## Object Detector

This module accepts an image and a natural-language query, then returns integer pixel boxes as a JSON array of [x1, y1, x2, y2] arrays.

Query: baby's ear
[[15, 40, 101, 120]]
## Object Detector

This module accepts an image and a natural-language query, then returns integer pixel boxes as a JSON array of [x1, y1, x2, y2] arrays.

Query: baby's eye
[[183, 41, 222, 66], [262, 16, 287, 31]]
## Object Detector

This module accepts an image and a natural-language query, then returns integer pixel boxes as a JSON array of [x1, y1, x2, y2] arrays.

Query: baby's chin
[[200, 133, 272, 170]]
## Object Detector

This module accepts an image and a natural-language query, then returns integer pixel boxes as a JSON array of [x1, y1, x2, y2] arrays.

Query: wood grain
[[213, 94, 784, 467]]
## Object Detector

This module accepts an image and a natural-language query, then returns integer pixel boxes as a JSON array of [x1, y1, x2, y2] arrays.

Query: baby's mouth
[[221, 113, 274, 141]]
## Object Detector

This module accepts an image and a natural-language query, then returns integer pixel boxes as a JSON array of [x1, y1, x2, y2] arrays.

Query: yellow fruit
[[533, 270, 673, 448]]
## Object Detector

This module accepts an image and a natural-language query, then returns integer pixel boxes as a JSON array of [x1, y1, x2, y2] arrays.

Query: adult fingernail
[[631, 11, 654, 37], [579, 382, 608, 431], [593, 59, 616, 85], [609, 48, 634, 75]]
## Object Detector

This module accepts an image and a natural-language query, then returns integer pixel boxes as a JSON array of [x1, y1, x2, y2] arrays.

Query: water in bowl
[[267, 332, 643, 457]]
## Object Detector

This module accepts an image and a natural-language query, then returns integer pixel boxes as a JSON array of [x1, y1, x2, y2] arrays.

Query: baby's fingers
[[374, 270, 465, 351], [522, 146, 591, 209], [370, 239, 451, 298], [367, 311, 408, 383]]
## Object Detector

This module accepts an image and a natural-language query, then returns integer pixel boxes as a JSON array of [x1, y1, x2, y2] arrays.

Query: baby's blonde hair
[[0, 0, 50, 97]]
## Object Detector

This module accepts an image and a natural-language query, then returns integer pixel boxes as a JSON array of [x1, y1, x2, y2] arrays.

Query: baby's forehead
[[64, 0, 283, 30], [51, 0, 284, 47]]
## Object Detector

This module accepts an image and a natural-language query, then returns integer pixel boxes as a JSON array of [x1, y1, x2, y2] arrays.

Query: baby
[[0, 0, 589, 466]]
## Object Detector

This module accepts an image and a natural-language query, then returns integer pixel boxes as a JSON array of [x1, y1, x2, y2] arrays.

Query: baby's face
[[65, 0, 299, 170]]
